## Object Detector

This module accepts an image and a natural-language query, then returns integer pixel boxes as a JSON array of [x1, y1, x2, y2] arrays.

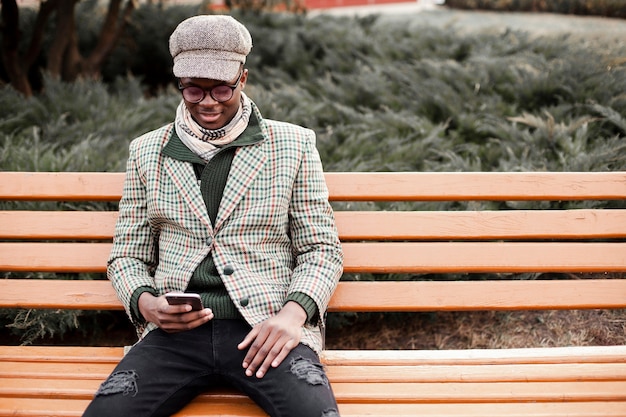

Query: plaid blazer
[[107, 103, 343, 353]]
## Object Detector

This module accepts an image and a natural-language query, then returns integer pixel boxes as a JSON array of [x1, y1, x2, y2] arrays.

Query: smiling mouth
[[200, 112, 221, 120]]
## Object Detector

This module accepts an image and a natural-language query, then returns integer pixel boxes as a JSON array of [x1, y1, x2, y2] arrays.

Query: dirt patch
[[326, 309, 626, 350]]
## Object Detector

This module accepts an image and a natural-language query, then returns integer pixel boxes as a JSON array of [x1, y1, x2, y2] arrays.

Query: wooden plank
[[330, 381, 626, 403], [0, 346, 125, 362], [325, 172, 626, 201], [1, 279, 626, 311], [2, 398, 626, 417], [0, 279, 121, 310], [4, 209, 625, 240], [0, 398, 266, 417], [0, 378, 101, 399], [0, 212, 118, 240], [2, 171, 625, 202], [2, 241, 626, 274], [336, 402, 626, 417], [0, 172, 124, 202], [335, 209, 626, 240], [341, 242, 626, 273], [3, 345, 626, 366], [3, 359, 625, 383], [326, 363, 626, 383], [2, 378, 626, 403], [0, 361, 115, 379], [322, 346, 626, 365], [0, 243, 111, 273], [329, 280, 626, 311]]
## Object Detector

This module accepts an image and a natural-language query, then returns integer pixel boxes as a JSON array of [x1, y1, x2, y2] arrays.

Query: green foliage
[[0, 76, 179, 172], [7, 309, 80, 345], [239, 14, 626, 173]]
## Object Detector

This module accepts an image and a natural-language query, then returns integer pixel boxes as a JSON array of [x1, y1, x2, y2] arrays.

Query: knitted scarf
[[175, 92, 252, 161]]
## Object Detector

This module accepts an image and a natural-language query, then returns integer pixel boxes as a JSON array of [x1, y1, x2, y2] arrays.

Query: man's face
[[179, 69, 248, 130]]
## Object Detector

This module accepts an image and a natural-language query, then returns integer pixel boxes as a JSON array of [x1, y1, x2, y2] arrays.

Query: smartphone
[[165, 292, 203, 311]]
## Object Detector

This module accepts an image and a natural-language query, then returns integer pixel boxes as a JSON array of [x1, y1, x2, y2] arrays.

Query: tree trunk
[[0, 0, 32, 96], [47, 0, 79, 79], [2, 0, 134, 92], [83, 0, 137, 78], [24, 0, 59, 69]]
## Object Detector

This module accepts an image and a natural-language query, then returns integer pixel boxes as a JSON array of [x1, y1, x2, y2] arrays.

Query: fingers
[[241, 327, 275, 378], [158, 305, 214, 332], [270, 340, 295, 369], [137, 292, 213, 332], [237, 326, 258, 351], [238, 320, 301, 379]]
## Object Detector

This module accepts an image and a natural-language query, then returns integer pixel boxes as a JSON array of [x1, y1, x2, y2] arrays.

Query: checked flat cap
[[169, 15, 252, 81]]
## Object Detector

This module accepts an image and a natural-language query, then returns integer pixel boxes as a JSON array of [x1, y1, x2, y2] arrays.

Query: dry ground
[[325, 309, 626, 350]]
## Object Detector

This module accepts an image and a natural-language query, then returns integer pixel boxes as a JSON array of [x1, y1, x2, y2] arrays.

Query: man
[[83, 14, 343, 417]]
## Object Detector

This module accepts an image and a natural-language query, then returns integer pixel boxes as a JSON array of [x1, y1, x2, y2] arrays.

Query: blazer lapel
[[215, 145, 266, 230], [164, 157, 213, 230]]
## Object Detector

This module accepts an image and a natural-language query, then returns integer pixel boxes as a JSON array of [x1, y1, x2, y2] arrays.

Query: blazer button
[[239, 297, 249, 307], [205, 236, 213, 246], [223, 264, 234, 275]]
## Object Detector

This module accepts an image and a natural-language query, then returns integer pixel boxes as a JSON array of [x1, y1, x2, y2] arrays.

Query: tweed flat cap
[[169, 15, 252, 81]]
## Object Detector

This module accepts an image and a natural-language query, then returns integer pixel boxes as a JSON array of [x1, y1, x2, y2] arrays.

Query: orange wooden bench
[[1, 171, 626, 417]]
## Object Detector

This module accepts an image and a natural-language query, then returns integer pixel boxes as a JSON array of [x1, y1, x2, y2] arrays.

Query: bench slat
[[3, 209, 625, 240], [2, 242, 626, 273], [329, 280, 626, 312], [3, 346, 626, 366], [192, 401, 626, 417], [0, 398, 265, 417], [336, 209, 626, 240], [3, 398, 626, 417], [326, 172, 626, 201], [1, 279, 625, 311], [2, 360, 625, 383], [2, 171, 625, 201], [341, 242, 626, 273], [0, 172, 124, 202], [0, 211, 118, 240], [2, 378, 625, 403], [322, 346, 626, 365]]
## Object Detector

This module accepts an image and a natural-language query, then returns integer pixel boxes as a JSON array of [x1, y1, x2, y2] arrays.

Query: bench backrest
[[1, 171, 625, 313]]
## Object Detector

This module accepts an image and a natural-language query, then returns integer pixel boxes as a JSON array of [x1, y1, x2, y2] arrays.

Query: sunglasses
[[178, 69, 244, 103]]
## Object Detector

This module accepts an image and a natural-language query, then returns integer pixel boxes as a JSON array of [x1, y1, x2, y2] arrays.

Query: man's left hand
[[238, 301, 306, 378]]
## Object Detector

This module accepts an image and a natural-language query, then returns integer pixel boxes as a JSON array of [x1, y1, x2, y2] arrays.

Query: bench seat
[[2, 346, 626, 416]]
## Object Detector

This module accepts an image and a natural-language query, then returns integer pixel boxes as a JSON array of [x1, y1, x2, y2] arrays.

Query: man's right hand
[[138, 292, 213, 332]]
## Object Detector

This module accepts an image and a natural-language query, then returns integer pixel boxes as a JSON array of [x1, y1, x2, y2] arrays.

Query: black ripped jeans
[[83, 320, 339, 417]]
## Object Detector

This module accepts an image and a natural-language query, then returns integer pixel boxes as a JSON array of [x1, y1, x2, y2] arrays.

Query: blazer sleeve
[[286, 129, 344, 319], [107, 138, 159, 325]]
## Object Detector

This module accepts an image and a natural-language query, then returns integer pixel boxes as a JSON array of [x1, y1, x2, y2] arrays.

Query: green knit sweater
[[130, 113, 318, 325]]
